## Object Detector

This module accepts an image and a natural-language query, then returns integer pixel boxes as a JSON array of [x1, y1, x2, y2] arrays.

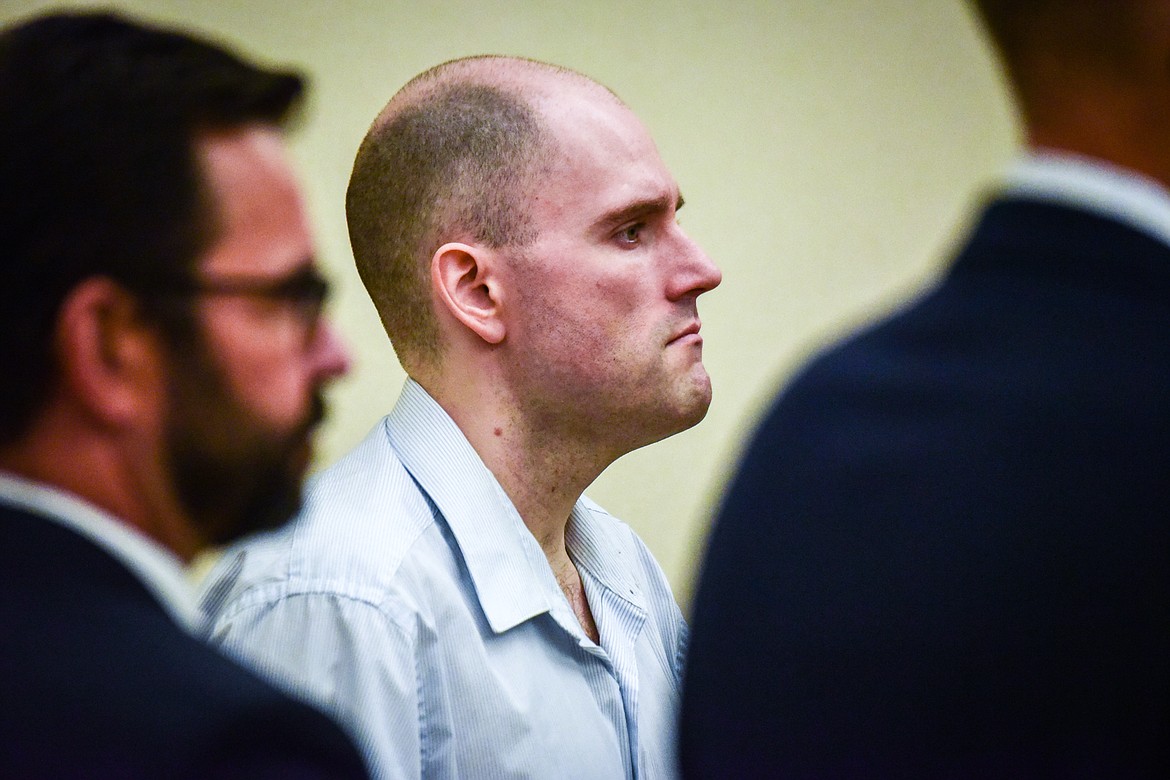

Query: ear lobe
[[432, 242, 506, 345], [55, 278, 165, 427]]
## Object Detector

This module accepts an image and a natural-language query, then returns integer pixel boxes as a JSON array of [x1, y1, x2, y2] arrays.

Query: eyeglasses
[[138, 267, 331, 345]]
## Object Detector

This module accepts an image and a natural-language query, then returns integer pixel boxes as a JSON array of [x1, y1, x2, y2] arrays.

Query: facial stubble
[[161, 335, 324, 547]]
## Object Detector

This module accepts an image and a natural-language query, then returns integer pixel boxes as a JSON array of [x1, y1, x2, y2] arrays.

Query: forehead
[[531, 86, 678, 227], [195, 126, 312, 276]]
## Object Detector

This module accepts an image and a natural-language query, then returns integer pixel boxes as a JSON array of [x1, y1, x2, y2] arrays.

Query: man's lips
[[668, 322, 702, 346]]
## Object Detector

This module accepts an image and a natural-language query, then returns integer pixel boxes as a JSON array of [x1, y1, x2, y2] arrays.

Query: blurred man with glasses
[[0, 11, 364, 777]]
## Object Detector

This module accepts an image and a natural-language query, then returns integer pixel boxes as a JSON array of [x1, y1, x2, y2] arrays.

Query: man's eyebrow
[[594, 192, 686, 231]]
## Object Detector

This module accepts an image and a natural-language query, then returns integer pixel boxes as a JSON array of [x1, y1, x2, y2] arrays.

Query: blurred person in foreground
[[681, 1, 1170, 776], [0, 11, 365, 778], [202, 55, 722, 778]]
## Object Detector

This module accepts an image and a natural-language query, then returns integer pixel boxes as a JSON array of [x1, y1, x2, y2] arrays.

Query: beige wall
[[2, 0, 1019, 607]]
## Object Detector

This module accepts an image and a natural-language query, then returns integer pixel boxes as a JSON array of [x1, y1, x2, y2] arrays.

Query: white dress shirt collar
[[1003, 149, 1170, 250], [384, 379, 559, 633], [0, 470, 201, 631], [384, 379, 649, 636]]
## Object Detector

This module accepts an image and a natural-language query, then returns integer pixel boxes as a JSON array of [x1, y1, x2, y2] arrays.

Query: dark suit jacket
[[681, 198, 1170, 778], [0, 502, 369, 779]]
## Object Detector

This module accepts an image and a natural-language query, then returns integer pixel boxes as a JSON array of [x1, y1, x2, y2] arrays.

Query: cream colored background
[[1, 0, 1020, 608]]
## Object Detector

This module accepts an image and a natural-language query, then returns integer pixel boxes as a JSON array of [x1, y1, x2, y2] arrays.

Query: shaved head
[[345, 56, 622, 373]]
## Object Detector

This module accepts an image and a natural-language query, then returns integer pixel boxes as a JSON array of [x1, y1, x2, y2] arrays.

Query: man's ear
[[54, 277, 165, 427], [432, 242, 506, 345]]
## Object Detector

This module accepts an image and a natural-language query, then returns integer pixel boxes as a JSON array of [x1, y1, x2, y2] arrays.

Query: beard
[[161, 339, 325, 547]]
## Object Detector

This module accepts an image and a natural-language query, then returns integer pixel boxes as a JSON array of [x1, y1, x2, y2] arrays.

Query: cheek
[[513, 264, 663, 368], [527, 295, 636, 360], [231, 353, 311, 428], [206, 318, 314, 427]]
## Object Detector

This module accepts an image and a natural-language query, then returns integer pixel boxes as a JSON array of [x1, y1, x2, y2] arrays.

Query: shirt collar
[[384, 379, 557, 633], [0, 470, 202, 632], [1002, 149, 1170, 250], [566, 501, 645, 612]]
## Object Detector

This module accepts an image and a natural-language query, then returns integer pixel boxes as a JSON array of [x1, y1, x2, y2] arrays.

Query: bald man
[[202, 56, 721, 779], [682, 1, 1170, 776]]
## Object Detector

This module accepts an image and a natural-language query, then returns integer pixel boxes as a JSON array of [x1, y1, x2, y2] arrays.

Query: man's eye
[[618, 223, 644, 244]]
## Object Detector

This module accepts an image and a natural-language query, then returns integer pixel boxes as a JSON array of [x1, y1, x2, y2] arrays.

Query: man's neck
[[0, 421, 201, 563], [1025, 83, 1170, 193], [461, 406, 601, 558], [421, 372, 614, 554], [424, 373, 612, 641], [467, 414, 608, 644]]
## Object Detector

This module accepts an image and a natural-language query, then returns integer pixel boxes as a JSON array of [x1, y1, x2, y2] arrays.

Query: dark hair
[[0, 11, 304, 443], [346, 65, 550, 371], [970, 0, 1147, 93], [968, 0, 1058, 58]]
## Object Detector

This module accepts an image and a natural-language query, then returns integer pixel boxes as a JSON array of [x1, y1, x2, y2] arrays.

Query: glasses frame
[[133, 266, 331, 346]]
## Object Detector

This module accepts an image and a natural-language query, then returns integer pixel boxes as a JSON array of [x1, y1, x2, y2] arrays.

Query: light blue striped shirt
[[200, 379, 688, 779]]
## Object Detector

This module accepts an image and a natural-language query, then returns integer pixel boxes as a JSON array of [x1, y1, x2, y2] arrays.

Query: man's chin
[[192, 433, 315, 546], [682, 365, 713, 411], [256, 433, 316, 534], [638, 379, 712, 447], [291, 433, 315, 480], [673, 375, 714, 430], [215, 474, 304, 544], [292, 396, 327, 476]]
